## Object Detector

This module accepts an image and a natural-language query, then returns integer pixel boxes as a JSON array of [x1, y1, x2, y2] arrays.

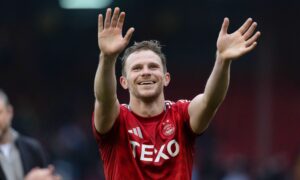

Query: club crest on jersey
[[161, 119, 176, 138]]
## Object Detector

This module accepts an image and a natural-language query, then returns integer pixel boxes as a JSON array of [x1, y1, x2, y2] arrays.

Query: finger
[[117, 12, 126, 29], [111, 7, 120, 28], [98, 14, 103, 32], [243, 22, 257, 40], [31, 167, 39, 171], [220, 17, 229, 35], [244, 41, 258, 54], [246, 31, 261, 47], [54, 175, 62, 180], [47, 165, 55, 173], [238, 18, 253, 34], [33, 168, 50, 176], [124, 27, 135, 43], [104, 8, 112, 29]]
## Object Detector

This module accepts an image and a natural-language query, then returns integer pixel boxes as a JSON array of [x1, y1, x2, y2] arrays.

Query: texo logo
[[130, 140, 180, 163]]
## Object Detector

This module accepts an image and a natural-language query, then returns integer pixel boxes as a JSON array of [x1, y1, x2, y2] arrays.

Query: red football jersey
[[92, 100, 199, 180]]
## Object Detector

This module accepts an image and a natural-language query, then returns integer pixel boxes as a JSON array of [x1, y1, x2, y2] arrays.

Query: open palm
[[217, 18, 261, 60], [98, 8, 134, 57]]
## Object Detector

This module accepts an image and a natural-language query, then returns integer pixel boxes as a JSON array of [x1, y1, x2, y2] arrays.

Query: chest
[[122, 113, 182, 164]]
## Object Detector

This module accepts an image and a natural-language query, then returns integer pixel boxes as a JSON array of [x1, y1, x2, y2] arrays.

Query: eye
[[149, 64, 159, 70], [132, 66, 142, 71]]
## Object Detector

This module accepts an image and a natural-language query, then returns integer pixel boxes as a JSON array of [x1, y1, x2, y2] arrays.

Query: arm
[[189, 18, 261, 134], [94, 7, 134, 134]]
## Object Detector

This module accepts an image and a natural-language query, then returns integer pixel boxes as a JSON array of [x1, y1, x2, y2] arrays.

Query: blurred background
[[1, 0, 300, 179]]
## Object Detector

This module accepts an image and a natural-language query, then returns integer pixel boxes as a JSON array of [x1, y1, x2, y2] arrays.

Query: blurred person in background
[[92, 7, 260, 179], [293, 151, 300, 180], [0, 89, 60, 180]]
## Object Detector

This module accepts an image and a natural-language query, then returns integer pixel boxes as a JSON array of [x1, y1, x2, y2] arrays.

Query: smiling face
[[120, 50, 170, 102]]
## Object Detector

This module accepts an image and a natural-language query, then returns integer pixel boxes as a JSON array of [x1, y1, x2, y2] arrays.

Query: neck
[[129, 94, 165, 117]]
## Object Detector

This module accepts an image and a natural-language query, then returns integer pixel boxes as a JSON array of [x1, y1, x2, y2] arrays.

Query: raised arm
[[94, 7, 134, 134], [189, 18, 261, 134]]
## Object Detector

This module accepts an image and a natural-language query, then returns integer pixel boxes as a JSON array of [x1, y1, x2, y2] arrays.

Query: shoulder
[[165, 100, 191, 122], [93, 104, 129, 138], [15, 134, 44, 152], [14, 133, 48, 171], [165, 100, 190, 110], [120, 103, 130, 110], [119, 103, 131, 116]]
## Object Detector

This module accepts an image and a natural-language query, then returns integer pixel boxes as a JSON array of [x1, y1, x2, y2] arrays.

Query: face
[[0, 99, 13, 139], [120, 50, 170, 101]]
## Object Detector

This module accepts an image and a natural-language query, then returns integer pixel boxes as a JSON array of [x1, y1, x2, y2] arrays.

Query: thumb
[[124, 27, 135, 44], [220, 17, 229, 35]]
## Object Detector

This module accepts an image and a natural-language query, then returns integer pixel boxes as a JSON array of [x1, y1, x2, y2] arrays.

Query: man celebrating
[[92, 7, 260, 179]]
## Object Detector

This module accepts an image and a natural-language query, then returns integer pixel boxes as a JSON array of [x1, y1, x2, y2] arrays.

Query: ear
[[163, 72, 171, 87], [120, 76, 128, 89]]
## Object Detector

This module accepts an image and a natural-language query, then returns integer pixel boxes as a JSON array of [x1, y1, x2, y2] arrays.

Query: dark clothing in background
[[0, 135, 47, 180]]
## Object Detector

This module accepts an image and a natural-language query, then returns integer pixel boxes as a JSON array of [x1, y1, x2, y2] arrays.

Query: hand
[[216, 18, 261, 61], [24, 165, 61, 180], [98, 7, 135, 57]]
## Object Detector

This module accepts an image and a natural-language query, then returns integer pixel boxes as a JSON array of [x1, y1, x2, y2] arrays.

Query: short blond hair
[[121, 40, 167, 76]]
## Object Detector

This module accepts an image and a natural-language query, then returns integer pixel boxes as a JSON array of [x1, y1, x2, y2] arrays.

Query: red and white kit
[[92, 100, 200, 180]]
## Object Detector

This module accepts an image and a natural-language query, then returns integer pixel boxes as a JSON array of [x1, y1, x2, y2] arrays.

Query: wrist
[[99, 52, 118, 62], [215, 51, 232, 67], [216, 51, 232, 63]]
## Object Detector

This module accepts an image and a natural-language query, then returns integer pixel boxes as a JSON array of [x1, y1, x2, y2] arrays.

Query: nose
[[141, 67, 151, 76]]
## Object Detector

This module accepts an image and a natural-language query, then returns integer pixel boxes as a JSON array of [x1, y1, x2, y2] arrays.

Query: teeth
[[139, 81, 154, 85]]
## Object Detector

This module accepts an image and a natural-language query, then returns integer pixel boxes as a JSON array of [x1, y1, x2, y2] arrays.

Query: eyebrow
[[130, 64, 143, 69], [130, 61, 160, 67], [148, 62, 160, 67]]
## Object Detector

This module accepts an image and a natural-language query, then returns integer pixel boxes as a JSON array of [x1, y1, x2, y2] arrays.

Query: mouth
[[137, 81, 156, 85]]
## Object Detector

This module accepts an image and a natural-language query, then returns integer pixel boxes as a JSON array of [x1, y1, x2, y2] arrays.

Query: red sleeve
[[91, 107, 122, 147]]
